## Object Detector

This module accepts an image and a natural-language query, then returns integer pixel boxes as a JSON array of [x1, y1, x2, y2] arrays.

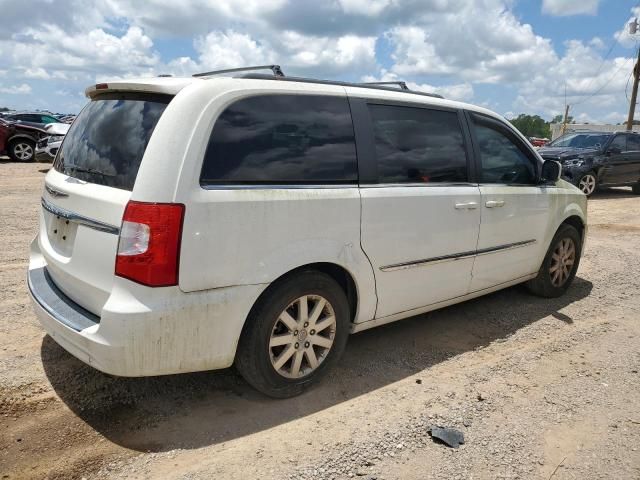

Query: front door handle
[[454, 202, 478, 210], [485, 200, 505, 208]]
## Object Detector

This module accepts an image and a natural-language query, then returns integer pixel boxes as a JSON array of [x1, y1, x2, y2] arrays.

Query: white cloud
[[195, 31, 275, 71], [542, 0, 600, 16], [0, 0, 635, 124], [385, 2, 557, 84], [169, 29, 377, 78], [1, 25, 159, 81], [0, 83, 31, 94], [362, 70, 473, 101], [337, 0, 394, 16]]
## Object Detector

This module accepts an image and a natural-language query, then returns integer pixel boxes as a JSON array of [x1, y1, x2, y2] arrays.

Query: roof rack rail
[[363, 81, 409, 91], [231, 73, 445, 99], [193, 65, 284, 78]]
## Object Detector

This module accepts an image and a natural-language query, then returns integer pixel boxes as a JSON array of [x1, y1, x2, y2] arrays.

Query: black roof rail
[[363, 81, 409, 91], [238, 73, 445, 99], [193, 65, 284, 78]]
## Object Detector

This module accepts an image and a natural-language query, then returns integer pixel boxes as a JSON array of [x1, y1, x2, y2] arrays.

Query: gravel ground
[[1, 161, 639, 479]]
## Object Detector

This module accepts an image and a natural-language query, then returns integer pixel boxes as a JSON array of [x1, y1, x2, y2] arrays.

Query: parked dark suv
[[1, 111, 61, 129], [538, 131, 640, 196]]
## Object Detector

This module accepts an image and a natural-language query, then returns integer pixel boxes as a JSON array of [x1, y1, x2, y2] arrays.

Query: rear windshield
[[54, 93, 171, 191]]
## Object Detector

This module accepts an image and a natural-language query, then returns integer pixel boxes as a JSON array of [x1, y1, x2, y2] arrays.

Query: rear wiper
[[64, 164, 115, 178]]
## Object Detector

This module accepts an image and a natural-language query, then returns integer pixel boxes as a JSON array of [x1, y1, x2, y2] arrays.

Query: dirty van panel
[[41, 93, 172, 315]]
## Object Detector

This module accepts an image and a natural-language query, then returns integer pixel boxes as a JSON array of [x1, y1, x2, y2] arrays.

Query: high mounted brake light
[[115, 201, 185, 287], [95, 83, 108, 90]]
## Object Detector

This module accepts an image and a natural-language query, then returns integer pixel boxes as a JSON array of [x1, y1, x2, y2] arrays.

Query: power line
[[626, 68, 633, 101], [572, 54, 634, 106], [567, 3, 640, 108]]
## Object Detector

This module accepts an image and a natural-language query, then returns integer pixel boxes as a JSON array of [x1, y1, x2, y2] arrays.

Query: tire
[[577, 171, 597, 197], [8, 139, 35, 162], [633, 183, 640, 195], [526, 224, 582, 298], [235, 271, 350, 398]]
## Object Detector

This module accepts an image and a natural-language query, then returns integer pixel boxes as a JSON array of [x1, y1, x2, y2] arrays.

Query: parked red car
[[0, 118, 48, 162], [528, 137, 549, 148]]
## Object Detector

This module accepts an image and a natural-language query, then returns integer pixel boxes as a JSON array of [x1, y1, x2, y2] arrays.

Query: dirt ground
[[1, 160, 639, 480]]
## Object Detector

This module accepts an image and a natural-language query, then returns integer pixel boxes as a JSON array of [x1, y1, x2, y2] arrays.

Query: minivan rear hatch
[[40, 92, 172, 315]]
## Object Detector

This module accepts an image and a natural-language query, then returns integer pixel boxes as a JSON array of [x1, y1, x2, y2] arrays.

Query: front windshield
[[548, 133, 610, 149]]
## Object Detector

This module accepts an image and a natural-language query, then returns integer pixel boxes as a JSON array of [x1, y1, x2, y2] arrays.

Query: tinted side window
[[200, 95, 357, 185], [627, 135, 640, 151], [368, 104, 468, 183], [609, 135, 627, 151], [474, 120, 537, 184]]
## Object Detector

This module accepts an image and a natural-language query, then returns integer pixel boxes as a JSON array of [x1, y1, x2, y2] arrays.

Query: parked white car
[[28, 66, 587, 397], [35, 123, 70, 162]]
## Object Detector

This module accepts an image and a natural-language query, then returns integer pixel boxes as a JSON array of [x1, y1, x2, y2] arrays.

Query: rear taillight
[[115, 201, 185, 287]]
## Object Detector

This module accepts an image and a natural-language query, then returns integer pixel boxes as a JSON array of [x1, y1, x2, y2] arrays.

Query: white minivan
[[28, 66, 587, 397]]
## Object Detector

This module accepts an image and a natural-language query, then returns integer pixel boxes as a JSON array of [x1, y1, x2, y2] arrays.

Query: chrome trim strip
[[45, 184, 69, 198], [201, 184, 358, 190], [359, 182, 479, 188], [200, 182, 479, 190], [41, 197, 120, 235], [380, 239, 537, 272]]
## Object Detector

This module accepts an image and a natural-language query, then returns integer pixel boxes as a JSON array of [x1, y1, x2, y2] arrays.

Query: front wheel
[[526, 224, 582, 298], [577, 171, 597, 197], [8, 139, 35, 162], [235, 271, 350, 398]]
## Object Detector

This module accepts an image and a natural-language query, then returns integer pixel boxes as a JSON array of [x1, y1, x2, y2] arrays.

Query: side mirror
[[607, 146, 621, 155], [540, 159, 561, 183]]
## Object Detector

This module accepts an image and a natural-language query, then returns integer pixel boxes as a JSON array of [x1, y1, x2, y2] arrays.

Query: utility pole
[[561, 103, 571, 135], [561, 83, 570, 135], [627, 19, 640, 131]]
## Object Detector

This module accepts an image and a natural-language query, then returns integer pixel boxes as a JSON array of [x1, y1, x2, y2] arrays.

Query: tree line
[[507, 114, 574, 139]]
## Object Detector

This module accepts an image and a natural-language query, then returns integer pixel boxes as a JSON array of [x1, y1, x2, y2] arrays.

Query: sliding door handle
[[454, 202, 478, 210], [485, 200, 505, 208]]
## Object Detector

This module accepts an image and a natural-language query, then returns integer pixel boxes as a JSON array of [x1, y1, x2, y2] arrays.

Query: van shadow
[[42, 277, 592, 452]]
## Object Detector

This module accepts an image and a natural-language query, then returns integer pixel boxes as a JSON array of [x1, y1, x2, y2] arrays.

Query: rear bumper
[[28, 237, 267, 377]]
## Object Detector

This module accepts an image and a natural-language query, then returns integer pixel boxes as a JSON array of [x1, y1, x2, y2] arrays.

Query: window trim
[[356, 99, 474, 186], [198, 93, 360, 188], [466, 111, 541, 186], [624, 133, 640, 153], [607, 133, 628, 153]]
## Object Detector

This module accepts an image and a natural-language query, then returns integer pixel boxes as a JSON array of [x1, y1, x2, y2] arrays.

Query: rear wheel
[[235, 271, 350, 398], [526, 224, 582, 298], [577, 171, 597, 196], [8, 139, 35, 162], [632, 183, 640, 195]]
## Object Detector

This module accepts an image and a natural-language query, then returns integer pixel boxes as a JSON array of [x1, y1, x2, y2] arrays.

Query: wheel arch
[[249, 262, 359, 325], [559, 214, 586, 247], [8, 133, 37, 145], [235, 262, 361, 366]]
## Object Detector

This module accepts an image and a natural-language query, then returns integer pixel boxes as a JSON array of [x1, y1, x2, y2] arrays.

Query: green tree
[[508, 114, 551, 138], [550, 114, 574, 124]]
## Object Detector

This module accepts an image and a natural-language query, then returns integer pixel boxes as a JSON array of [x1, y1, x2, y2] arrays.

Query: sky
[[0, 0, 639, 124]]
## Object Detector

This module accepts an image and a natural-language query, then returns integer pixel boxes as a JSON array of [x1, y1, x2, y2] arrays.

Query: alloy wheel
[[549, 237, 576, 287], [269, 295, 336, 379], [578, 174, 596, 195], [13, 142, 34, 161]]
